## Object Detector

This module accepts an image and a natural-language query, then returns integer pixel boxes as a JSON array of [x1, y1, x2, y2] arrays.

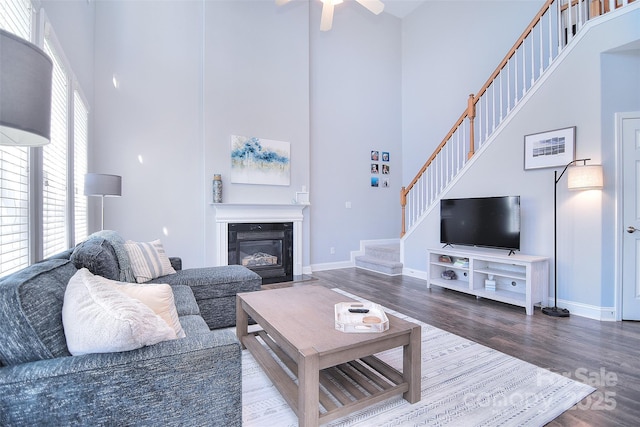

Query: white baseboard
[[402, 267, 429, 281], [402, 269, 617, 320], [550, 298, 617, 321], [311, 261, 354, 272]]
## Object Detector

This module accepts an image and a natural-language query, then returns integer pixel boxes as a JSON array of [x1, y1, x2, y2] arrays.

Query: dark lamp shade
[[0, 29, 53, 146], [84, 173, 122, 197]]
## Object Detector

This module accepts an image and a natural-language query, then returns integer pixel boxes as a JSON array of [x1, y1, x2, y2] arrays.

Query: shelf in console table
[[427, 248, 549, 315]]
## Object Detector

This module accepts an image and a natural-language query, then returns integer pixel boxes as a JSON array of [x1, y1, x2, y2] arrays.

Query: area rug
[[241, 289, 595, 426]]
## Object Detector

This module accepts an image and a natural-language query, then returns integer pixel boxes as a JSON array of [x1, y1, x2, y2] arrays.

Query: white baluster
[[507, 59, 511, 113], [499, 69, 504, 123], [514, 50, 519, 104], [549, 6, 554, 64], [531, 26, 536, 86], [522, 38, 527, 97], [491, 82, 496, 133]]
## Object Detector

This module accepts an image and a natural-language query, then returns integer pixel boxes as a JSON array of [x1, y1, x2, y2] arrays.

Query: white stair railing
[[400, 0, 634, 237]]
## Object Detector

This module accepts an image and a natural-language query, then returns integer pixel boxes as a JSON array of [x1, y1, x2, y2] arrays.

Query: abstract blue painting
[[230, 135, 290, 186]]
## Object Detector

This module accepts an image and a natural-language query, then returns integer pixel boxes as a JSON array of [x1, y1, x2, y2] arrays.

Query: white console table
[[427, 248, 549, 315]]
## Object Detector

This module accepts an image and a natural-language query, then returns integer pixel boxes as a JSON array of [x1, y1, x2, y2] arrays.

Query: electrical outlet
[[345, 201, 351, 209], [330, 247, 335, 254]]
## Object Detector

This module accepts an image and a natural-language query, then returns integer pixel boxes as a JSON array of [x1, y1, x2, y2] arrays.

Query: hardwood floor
[[268, 268, 640, 427]]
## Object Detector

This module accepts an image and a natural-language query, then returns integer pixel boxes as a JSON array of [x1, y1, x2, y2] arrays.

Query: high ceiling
[[382, 0, 426, 19]]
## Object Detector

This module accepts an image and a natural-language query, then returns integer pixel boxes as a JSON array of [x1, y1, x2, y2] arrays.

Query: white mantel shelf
[[212, 203, 309, 275]]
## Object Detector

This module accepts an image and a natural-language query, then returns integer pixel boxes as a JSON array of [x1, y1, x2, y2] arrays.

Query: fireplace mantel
[[213, 203, 307, 276]]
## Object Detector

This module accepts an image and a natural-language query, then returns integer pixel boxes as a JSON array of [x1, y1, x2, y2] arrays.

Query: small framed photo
[[382, 152, 390, 162], [371, 176, 379, 187], [371, 164, 379, 174], [382, 178, 390, 188], [371, 150, 379, 161], [382, 164, 389, 174], [524, 126, 575, 170]]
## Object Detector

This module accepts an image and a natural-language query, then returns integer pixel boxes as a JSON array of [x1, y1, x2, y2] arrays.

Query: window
[[0, 0, 89, 276], [42, 35, 69, 258], [0, 0, 32, 276], [74, 91, 89, 244]]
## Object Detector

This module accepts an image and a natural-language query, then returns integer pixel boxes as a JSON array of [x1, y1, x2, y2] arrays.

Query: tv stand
[[427, 248, 549, 315]]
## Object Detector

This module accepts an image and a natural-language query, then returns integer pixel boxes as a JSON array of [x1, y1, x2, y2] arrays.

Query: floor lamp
[[542, 158, 603, 317], [84, 173, 122, 230]]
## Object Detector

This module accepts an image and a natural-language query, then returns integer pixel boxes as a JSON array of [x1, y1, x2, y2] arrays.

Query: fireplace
[[228, 222, 293, 284]]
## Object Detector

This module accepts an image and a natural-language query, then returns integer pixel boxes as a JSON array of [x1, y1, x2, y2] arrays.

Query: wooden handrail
[[401, 0, 558, 237], [473, 0, 555, 104], [401, 109, 468, 197], [400, 0, 634, 237], [399, 108, 468, 237]]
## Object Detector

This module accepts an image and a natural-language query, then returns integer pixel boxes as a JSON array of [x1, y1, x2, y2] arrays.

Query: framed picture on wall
[[524, 126, 575, 170]]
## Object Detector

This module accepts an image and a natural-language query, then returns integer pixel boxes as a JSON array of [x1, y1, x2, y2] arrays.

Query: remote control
[[348, 308, 370, 313]]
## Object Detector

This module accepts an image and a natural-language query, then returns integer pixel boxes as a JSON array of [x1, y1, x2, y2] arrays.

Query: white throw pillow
[[124, 239, 176, 283], [62, 268, 177, 356], [114, 282, 186, 339]]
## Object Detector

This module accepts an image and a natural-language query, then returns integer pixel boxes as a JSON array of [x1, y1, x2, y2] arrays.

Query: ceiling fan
[[276, 0, 385, 32]]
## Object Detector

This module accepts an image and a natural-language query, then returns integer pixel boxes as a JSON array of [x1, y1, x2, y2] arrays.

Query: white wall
[[403, 6, 640, 318], [202, 1, 311, 266], [93, 1, 205, 266], [39, 0, 639, 317], [41, 0, 95, 107], [89, 0, 402, 269], [401, 1, 543, 183], [309, 1, 402, 265]]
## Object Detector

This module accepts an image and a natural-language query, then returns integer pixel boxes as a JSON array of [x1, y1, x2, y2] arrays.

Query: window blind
[[42, 37, 69, 258], [0, 0, 31, 276], [1, 0, 90, 274], [74, 91, 89, 244]]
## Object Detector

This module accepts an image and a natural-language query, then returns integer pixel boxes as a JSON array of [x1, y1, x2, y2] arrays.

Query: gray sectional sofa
[[0, 231, 262, 426]]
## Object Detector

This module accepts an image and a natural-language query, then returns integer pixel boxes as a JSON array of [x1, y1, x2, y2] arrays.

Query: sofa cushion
[[150, 265, 262, 299], [0, 259, 77, 365], [113, 281, 185, 339], [89, 230, 136, 283], [178, 314, 211, 336], [62, 268, 177, 356], [70, 237, 120, 280], [124, 239, 176, 283], [170, 284, 201, 316]]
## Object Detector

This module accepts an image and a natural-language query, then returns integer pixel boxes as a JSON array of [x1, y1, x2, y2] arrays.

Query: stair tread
[[355, 255, 403, 267]]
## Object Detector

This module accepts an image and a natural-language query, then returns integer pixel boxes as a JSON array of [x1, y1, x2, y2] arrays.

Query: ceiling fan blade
[[355, 0, 385, 15], [320, 2, 335, 32], [275, 0, 291, 6]]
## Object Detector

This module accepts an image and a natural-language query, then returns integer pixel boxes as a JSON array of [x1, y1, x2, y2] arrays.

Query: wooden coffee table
[[236, 285, 421, 427]]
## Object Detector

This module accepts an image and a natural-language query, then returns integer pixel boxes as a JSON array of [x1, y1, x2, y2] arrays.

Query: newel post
[[467, 93, 476, 159], [400, 186, 407, 237]]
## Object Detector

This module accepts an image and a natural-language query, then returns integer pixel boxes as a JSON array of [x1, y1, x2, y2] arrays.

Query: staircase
[[400, 0, 636, 238], [355, 244, 402, 275]]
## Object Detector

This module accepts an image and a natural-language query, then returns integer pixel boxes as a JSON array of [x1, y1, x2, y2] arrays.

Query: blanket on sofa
[[90, 230, 136, 283]]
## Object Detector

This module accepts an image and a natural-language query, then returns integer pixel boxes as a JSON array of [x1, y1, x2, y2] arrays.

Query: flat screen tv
[[440, 195, 521, 252]]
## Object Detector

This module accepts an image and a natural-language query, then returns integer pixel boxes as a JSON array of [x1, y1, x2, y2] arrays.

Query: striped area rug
[[242, 289, 594, 426]]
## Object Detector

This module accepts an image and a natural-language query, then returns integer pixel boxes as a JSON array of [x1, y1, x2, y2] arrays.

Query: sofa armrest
[[169, 256, 182, 271], [0, 329, 241, 426]]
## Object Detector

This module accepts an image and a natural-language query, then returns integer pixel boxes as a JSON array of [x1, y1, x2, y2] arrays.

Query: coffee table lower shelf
[[243, 330, 410, 425]]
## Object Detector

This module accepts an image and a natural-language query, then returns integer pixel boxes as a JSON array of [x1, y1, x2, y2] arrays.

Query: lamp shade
[[84, 173, 122, 197], [0, 29, 53, 146], [567, 164, 603, 190]]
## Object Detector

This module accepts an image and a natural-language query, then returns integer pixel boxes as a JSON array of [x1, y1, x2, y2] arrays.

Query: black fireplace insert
[[228, 222, 293, 284]]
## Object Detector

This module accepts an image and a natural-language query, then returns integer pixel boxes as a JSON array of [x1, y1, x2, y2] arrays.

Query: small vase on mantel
[[213, 174, 223, 203]]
